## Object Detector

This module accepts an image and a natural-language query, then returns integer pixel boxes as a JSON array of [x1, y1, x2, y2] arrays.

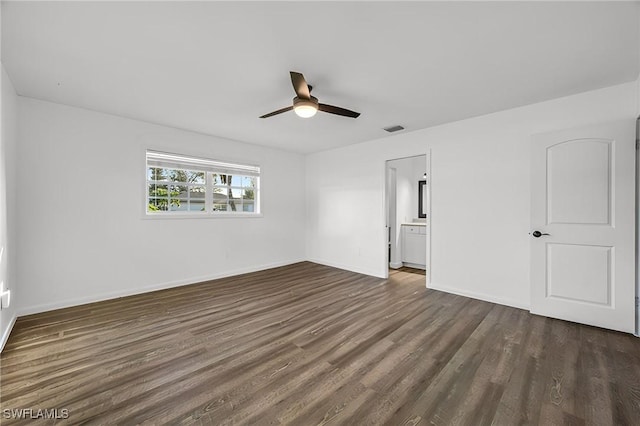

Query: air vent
[[383, 125, 405, 133]]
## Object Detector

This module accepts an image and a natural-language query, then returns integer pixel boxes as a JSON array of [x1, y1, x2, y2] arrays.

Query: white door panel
[[546, 243, 611, 305], [547, 139, 611, 225], [530, 120, 635, 333]]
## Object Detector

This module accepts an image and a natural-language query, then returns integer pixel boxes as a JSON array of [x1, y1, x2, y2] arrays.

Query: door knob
[[531, 230, 550, 238]]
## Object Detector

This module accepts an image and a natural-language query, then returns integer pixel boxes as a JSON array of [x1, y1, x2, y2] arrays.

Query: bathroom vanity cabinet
[[401, 223, 426, 269]]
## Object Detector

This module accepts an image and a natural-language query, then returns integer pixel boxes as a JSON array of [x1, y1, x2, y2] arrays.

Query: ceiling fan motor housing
[[293, 96, 318, 109]]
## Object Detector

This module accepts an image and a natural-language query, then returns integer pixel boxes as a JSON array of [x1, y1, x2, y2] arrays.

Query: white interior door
[[530, 120, 635, 333]]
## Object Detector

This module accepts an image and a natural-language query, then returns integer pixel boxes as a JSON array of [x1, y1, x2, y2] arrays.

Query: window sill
[[142, 212, 264, 220]]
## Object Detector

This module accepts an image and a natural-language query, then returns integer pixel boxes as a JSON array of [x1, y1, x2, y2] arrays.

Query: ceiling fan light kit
[[293, 96, 318, 118], [260, 71, 360, 120]]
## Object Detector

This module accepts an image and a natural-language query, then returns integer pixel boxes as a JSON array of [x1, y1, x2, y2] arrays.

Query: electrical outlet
[[0, 289, 10, 310]]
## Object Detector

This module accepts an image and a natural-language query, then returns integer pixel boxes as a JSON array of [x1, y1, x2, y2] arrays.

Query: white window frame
[[145, 150, 261, 218]]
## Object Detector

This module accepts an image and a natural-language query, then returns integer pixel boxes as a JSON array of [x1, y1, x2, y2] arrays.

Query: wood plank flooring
[[1, 262, 640, 425], [395, 266, 426, 276]]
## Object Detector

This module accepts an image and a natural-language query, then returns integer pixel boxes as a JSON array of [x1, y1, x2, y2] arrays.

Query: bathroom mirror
[[418, 180, 427, 218]]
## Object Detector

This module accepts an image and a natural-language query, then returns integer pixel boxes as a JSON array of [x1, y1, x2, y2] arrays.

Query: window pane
[[243, 202, 254, 212], [148, 167, 169, 181], [188, 171, 205, 184], [149, 183, 168, 197], [189, 186, 205, 203], [230, 188, 242, 200], [242, 188, 255, 200], [189, 199, 206, 212], [212, 189, 228, 200], [169, 169, 188, 182], [211, 173, 226, 185], [229, 175, 242, 187], [212, 203, 228, 212], [172, 185, 188, 198], [241, 176, 256, 188], [148, 197, 168, 211], [169, 199, 187, 211]]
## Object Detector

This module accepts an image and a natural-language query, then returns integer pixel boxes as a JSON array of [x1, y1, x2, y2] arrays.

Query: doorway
[[384, 154, 430, 285]]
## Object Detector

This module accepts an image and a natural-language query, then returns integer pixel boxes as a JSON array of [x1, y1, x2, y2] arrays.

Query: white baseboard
[[17, 258, 306, 317], [428, 282, 530, 311], [0, 313, 17, 353], [402, 262, 426, 270]]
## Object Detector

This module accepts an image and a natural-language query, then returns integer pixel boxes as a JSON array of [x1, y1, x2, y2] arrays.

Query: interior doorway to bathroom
[[385, 154, 430, 285]]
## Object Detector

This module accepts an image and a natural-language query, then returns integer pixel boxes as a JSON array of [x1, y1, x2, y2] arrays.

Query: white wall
[[16, 97, 306, 315], [306, 82, 637, 310], [0, 64, 18, 350]]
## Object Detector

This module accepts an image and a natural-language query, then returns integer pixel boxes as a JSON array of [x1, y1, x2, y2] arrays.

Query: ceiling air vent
[[383, 125, 405, 133]]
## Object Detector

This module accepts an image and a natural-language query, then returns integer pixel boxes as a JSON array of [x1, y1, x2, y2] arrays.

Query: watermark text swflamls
[[2, 408, 69, 420]]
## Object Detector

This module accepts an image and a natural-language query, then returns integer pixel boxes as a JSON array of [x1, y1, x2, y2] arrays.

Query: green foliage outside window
[[148, 164, 257, 214]]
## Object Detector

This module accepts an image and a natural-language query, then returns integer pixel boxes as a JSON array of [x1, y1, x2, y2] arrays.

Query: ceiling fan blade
[[290, 71, 311, 99], [259, 106, 293, 119], [318, 103, 361, 118]]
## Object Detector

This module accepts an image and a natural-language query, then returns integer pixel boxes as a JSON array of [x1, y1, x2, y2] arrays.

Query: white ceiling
[[2, 1, 639, 154]]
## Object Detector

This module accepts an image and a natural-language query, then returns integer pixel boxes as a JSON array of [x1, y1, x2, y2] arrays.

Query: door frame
[[636, 116, 639, 337], [383, 151, 431, 288]]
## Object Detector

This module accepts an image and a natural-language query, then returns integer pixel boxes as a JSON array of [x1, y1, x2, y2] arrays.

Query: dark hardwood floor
[[1, 262, 639, 425], [395, 266, 426, 276]]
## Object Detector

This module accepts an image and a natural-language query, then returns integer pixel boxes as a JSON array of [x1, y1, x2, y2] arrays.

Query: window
[[146, 150, 260, 216]]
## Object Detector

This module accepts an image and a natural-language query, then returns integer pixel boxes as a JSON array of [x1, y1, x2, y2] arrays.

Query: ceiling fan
[[260, 71, 360, 119]]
